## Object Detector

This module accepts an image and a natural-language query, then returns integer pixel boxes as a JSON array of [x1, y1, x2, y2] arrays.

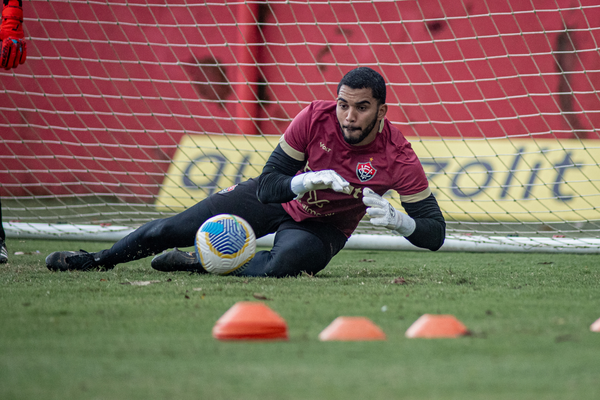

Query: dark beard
[[342, 114, 379, 145]]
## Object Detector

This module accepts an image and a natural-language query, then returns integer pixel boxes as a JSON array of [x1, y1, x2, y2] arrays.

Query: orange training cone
[[319, 316, 386, 341], [212, 301, 289, 341], [590, 318, 600, 332], [405, 314, 469, 338]]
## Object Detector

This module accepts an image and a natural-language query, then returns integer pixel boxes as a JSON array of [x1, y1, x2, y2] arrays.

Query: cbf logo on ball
[[356, 161, 377, 182]]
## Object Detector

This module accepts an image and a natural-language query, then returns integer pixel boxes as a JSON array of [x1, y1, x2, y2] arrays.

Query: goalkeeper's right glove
[[291, 170, 351, 197], [1, 0, 27, 70]]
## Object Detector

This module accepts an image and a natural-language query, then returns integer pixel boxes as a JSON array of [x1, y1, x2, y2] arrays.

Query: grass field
[[1, 238, 600, 400]]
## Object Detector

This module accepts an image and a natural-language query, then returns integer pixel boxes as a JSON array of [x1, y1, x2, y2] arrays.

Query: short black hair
[[337, 67, 386, 105]]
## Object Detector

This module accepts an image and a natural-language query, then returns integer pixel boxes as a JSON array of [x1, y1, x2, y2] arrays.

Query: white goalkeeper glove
[[291, 170, 351, 196], [362, 187, 416, 236]]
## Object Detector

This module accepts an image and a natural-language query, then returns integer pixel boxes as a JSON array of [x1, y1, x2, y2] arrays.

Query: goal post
[[1, 0, 600, 253]]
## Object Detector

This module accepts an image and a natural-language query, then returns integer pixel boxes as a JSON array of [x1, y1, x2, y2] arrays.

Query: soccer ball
[[195, 214, 256, 275]]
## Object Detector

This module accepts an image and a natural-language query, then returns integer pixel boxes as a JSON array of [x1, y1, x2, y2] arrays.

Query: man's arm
[[402, 194, 446, 251], [363, 189, 445, 251], [1, 0, 27, 70], [257, 144, 351, 204], [256, 144, 304, 204]]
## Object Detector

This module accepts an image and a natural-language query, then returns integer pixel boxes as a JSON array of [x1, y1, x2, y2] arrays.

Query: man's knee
[[140, 218, 185, 247], [241, 234, 330, 277]]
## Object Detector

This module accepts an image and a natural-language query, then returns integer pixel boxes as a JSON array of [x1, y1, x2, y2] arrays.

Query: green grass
[[1, 238, 600, 399]]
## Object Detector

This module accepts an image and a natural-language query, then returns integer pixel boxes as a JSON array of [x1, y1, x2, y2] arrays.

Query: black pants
[[95, 179, 348, 277]]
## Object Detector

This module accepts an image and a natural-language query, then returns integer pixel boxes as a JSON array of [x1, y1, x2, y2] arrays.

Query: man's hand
[[362, 187, 416, 236], [1, 0, 27, 70], [291, 170, 351, 196]]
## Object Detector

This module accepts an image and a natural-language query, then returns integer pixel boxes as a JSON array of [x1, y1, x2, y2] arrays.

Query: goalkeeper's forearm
[[256, 144, 305, 203], [402, 195, 446, 251]]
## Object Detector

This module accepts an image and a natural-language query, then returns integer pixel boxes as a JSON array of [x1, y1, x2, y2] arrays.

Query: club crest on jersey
[[356, 161, 377, 182], [218, 184, 238, 194]]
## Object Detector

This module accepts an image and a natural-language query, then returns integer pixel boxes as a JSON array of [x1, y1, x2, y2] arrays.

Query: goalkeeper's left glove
[[1, 0, 27, 70], [362, 187, 416, 236]]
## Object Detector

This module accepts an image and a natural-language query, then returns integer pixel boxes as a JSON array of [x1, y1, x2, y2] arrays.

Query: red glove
[[0, 0, 26, 70]]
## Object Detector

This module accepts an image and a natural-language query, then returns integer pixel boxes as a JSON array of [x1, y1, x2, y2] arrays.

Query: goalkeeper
[[46, 67, 445, 277]]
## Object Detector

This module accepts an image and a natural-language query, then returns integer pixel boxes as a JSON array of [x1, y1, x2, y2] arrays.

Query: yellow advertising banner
[[413, 139, 600, 222], [156, 134, 280, 211], [156, 135, 600, 223]]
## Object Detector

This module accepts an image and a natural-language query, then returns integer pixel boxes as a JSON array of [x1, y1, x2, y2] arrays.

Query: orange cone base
[[319, 317, 386, 341], [590, 318, 600, 332], [405, 314, 469, 338], [212, 302, 288, 341]]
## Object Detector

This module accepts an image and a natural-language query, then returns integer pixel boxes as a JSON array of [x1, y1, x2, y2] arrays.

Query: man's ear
[[378, 104, 388, 119]]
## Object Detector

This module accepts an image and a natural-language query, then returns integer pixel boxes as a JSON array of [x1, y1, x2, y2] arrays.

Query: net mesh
[[2, 0, 600, 249]]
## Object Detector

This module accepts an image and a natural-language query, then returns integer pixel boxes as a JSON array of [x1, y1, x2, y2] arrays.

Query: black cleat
[[151, 248, 205, 273], [0, 240, 7, 264], [45, 250, 113, 272]]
